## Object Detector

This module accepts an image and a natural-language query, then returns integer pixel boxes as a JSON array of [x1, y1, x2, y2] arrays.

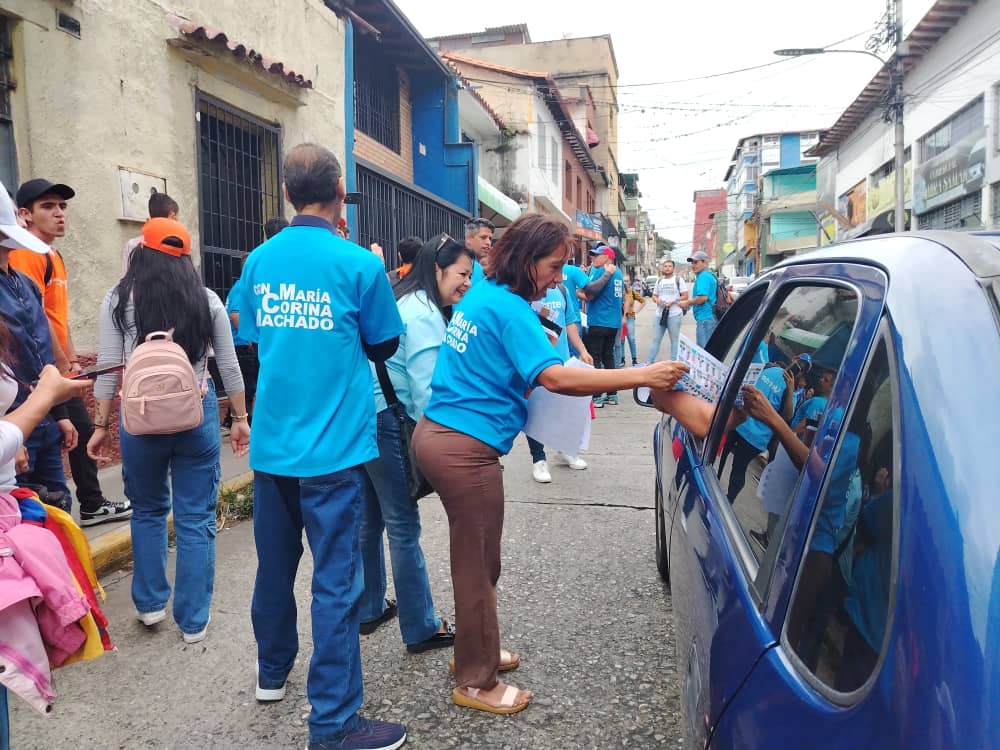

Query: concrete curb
[[90, 470, 255, 578]]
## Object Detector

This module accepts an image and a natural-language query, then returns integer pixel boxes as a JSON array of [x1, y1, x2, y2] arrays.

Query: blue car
[[639, 232, 1000, 749]]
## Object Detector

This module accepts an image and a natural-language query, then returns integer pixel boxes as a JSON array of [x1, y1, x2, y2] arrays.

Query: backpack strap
[[374, 360, 400, 407], [44, 252, 54, 286]]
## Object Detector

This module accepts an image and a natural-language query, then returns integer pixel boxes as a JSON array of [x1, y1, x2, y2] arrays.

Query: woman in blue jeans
[[359, 233, 474, 652], [88, 218, 249, 644]]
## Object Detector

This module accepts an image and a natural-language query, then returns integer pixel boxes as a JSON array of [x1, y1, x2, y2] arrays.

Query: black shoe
[[309, 717, 406, 750], [79, 499, 132, 527], [406, 620, 455, 653], [749, 529, 770, 549], [359, 598, 397, 635]]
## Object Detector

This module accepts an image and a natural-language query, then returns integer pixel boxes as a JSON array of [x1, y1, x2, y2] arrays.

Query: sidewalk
[[68, 440, 252, 575]]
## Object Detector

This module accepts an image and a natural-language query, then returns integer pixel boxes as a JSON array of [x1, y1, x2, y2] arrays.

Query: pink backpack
[[120, 329, 207, 435]]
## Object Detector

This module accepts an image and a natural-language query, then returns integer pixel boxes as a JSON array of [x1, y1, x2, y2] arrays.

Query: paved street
[[12, 313, 689, 750]]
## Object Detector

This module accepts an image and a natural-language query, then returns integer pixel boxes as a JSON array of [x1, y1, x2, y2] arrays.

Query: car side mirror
[[634, 386, 655, 408]]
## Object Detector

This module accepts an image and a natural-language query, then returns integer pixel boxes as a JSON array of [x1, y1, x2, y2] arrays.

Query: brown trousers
[[413, 418, 504, 690]]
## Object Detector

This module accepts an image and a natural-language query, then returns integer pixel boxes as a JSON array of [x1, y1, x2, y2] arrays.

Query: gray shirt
[[93, 287, 244, 400]]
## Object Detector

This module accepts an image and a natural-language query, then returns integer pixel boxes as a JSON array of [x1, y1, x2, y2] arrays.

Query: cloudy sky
[[395, 0, 935, 254]]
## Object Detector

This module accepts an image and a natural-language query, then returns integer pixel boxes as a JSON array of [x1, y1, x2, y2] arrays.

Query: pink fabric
[[0, 599, 55, 714], [0, 494, 88, 661]]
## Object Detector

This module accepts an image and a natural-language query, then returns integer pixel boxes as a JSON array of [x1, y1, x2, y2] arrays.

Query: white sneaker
[[558, 453, 588, 470], [137, 609, 166, 627], [255, 662, 287, 702], [182, 614, 210, 644], [532, 460, 552, 483]]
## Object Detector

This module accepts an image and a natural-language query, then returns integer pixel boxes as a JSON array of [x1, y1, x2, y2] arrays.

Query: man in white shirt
[[647, 260, 688, 362]]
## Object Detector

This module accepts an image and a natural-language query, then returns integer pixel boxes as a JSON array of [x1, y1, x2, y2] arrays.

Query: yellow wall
[[2, 0, 346, 348]]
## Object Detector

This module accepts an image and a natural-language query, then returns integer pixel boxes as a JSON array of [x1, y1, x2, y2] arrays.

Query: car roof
[[767, 231, 1000, 281]]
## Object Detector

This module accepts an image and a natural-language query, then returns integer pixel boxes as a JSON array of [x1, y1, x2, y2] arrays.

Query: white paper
[[734, 363, 765, 409], [673, 334, 728, 403], [524, 357, 593, 456]]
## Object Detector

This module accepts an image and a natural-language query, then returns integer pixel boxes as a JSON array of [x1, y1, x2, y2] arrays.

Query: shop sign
[[914, 126, 986, 214]]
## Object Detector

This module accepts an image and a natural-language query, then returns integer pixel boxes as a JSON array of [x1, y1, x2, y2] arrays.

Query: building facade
[[756, 165, 818, 271], [692, 188, 728, 266], [811, 0, 995, 238]]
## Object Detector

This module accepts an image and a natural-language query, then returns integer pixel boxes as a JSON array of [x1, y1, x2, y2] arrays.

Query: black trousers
[[65, 395, 105, 511], [585, 325, 619, 397], [719, 430, 763, 503]]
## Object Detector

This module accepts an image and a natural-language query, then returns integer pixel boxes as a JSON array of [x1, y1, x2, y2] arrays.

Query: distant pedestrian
[[263, 216, 288, 239], [621, 277, 646, 366], [465, 217, 494, 284], [390, 235, 423, 285], [582, 243, 625, 407], [679, 250, 718, 347], [359, 233, 473, 653], [647, 260, 688, 363], [87, 217, 249, 644], [231, 143, 407, 750], [413, 212, 686, 716], [122, 191, 179, 275]]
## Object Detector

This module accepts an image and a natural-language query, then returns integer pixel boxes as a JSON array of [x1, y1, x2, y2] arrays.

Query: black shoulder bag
[[373, 361, 434, 502]]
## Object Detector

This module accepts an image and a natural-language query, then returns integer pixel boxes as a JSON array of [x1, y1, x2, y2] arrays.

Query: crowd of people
[[0, 141, 742, 750]]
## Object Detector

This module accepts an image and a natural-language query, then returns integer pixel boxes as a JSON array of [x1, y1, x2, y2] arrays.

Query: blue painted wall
[[770, 211, 817, 240], [410, 72, 476, 213], [780, 133, 802, 168]]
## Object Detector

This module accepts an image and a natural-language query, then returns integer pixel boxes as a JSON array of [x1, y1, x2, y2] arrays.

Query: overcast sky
[[395, 0, 935, 253]]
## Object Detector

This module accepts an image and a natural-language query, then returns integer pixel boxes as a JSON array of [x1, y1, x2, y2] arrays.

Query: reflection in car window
[[786, 337, 895, 693], [711, 286, 859, 566]]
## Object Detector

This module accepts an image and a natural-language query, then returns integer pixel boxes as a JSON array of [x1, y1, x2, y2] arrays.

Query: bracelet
[[93, 422, 109, 430], [230, 413, 249, 422]]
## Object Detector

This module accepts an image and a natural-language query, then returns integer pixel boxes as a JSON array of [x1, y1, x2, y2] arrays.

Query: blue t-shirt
[[562, 264, 589, 318], [753, 340, 770, 365], [225, 277, 249, 347], [586, 266, 624, 328], [471, 258, 486, 285], [425, 280, 563, 454], [735, 365, 787, 450], [533, 285, 580, 362], [791, 394, 828, 430], [234, 216, 404, 477], [692, 269, 718, 321]]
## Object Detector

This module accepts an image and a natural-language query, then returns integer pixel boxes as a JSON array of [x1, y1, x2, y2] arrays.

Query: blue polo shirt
[[586, 266, 624, 328], [562, 264, 589, 317], [791, 394, 828, 430], [425, 280, 563, 454], [692, 269, 718, 321], [225, 277, 249, 347], [471, 258, 486, 285], [533, 285, 580, 362], [235, 215, 404, 477], [735, 365, 787, 450]]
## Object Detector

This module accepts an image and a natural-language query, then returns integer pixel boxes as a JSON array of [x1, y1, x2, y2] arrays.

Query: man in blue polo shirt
[[465, 217, 494, 284], [582, 243, 624, 406], [234, 143, 406, 750], [680, 250, 718, 347]]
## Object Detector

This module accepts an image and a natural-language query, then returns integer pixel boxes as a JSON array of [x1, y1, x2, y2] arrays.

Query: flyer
[[673, 334, 728, 403]]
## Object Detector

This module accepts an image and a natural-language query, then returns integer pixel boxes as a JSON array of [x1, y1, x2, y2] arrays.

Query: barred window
[[354, 39, 401, 153], [917, 192, 982, 230], [919, 97, 984, 162], [0, 16, 17, 188]]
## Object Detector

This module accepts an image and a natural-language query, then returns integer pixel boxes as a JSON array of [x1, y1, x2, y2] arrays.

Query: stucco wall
[[4, 0, 346, 350]]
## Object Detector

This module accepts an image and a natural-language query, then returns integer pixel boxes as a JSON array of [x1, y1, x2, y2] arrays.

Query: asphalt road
[[11, 311, 688, 750]]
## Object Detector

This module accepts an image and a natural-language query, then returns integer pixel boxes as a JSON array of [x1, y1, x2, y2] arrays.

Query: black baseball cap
[[16, 179, 75, 209]]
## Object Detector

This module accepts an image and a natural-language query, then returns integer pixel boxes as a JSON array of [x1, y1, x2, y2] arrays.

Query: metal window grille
[[0, 16, 17, 187], [917, 191, 982, 230], [196, 94, 282, 301], [356, 165, 468, 270], [354, 39, 401, 153]]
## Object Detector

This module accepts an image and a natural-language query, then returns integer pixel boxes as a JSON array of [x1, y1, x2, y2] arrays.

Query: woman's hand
[[35, 364, 92, 405], [230, 421, 250, 457], [87, 428, 113, 465], [579, 350, 594, 366], [740, 385, 780, 427], [643, 360, 689, 390]]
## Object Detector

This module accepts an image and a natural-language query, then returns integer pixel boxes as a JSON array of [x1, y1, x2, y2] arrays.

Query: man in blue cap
[[581, 241, 624, 407]]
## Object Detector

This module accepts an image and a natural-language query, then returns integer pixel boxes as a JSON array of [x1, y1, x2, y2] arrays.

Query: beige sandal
[[452, 683, 532, 715], [449, 648, 520, 674]]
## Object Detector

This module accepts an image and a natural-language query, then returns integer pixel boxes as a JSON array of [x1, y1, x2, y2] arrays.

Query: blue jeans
[[647, 313, 683, 363], [613, 336, 624, 366], [251, 465, 366, 742], [696, 316, 718, 348], [359, 406, 441, 645], [119, 384, 221, 635], [18, 417, 72, 510], [526, 435, 546, 463], [624, 317, 637, 362]]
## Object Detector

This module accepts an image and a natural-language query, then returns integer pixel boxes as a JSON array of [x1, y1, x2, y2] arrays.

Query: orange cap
[[142, 217, 191, 257]]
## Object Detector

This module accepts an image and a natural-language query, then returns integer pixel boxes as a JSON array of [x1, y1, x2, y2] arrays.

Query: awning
[[533, 194, 574, 228], [477, 176, 521, 224]]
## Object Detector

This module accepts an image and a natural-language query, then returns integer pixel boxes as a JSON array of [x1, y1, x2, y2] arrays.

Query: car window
[[784, 335, 896, 695], [709, 285, 860, 571]]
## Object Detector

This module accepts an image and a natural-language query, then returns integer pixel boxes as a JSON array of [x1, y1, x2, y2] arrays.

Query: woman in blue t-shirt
[[412, 213, 688, 715], [359, 234, 473, 653]]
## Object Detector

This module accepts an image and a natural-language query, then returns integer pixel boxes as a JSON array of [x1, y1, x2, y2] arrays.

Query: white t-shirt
[[654, 276, 687, 318], [0, 371, 23, 492]]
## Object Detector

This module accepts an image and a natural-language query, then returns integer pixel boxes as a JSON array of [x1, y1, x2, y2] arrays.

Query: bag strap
[[44, 252, 54, 286], [374, 360, 400, 407]]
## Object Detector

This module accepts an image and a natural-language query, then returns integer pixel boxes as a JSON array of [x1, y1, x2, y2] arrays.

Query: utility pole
[[891, 0, 906, 232]]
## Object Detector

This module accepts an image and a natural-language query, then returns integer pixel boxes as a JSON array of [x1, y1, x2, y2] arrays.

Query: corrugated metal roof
[[427, 24, 531, 42], [166, 14, 313, 88], [808, 0, 978, 157]]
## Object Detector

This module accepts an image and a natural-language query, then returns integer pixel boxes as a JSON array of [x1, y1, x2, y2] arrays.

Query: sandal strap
[[499, 684, 520, 707]]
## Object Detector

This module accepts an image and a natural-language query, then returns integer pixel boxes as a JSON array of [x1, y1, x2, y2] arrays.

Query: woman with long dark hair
[[87, 218, 248, 644], [413, 213, 688, 714], [359, 233, 473, 653]]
